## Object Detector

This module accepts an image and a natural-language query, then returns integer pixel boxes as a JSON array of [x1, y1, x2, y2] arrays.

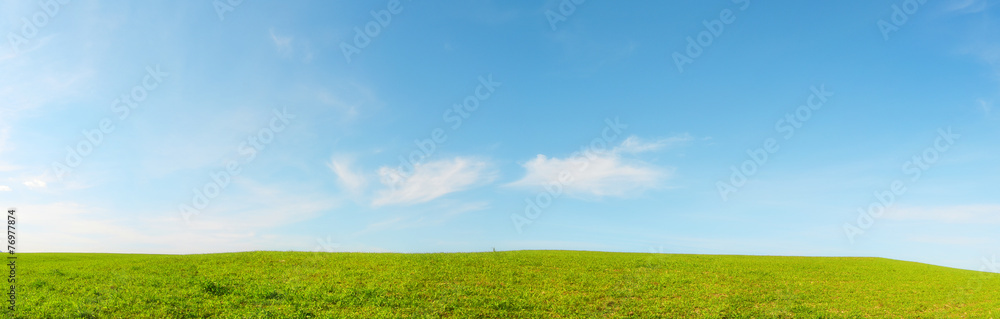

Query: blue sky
[[2, 0, 999, 271]]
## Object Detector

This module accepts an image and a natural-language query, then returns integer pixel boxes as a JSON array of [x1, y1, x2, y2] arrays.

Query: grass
[[10, 250, 1000, 318]]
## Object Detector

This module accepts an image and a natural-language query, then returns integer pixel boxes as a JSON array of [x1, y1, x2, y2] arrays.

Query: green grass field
[[10, 250, 1000, 318]]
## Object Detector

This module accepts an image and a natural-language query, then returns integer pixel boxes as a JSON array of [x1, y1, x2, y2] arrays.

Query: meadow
[[10, 250, 1000, 318]]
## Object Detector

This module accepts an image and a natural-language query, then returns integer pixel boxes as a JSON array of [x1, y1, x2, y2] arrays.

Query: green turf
[[9, 250, 1000, 318]]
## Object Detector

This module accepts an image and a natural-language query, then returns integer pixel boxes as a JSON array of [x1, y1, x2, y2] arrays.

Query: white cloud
[[0, 185, 10, 191], [328, 157, 368, 195], [373, 157, 496, 206], [507, 135, 678, 198], [23, 178, 45, 189], [616, 134, 692, 154], [883, 205, 1000, 224]]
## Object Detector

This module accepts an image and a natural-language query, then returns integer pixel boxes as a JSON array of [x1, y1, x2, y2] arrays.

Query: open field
[[11, 250, 1000, 318]]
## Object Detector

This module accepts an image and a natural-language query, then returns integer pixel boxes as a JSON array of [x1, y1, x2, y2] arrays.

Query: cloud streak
[[884, 204, 1000, 224], [507, 135, 679, 198], [269, 28, 293, 55], [373, 157, 496, 206], [946, 0, 994, 14], [328, 157, 368, 195]]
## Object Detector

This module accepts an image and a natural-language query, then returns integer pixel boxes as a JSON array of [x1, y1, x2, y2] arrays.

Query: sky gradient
[[2, 0, 999, 272]]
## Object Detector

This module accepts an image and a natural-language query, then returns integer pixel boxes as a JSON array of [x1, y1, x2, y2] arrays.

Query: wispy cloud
[[269, 28, 293, 56], [965, 45, 1000, 72], [0, 126, 9, 154], [0, 125, 17, 173], [317, 87, 363, 119], [373, 157, 496, 206], [884, 205, 1000, 224], [19, 197, 335, 254], [19, 202, 136, 252], [23, 178, 46, 189], [0, 47, 93, 115], [946, 0, 995, 14], [0, 26, 95, 179], [507, 135, 679, 198], [178, 178, 340, 232], [0, 185, 10, 191], [978, 98, 993, 116], [907, 235, 993, 246], [616, 134, 692, 154], [353, 200, 491, 237], [328, 157, 368, 195]]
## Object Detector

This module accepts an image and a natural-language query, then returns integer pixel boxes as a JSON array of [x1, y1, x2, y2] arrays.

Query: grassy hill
[[12, 250, 1000, 318]]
